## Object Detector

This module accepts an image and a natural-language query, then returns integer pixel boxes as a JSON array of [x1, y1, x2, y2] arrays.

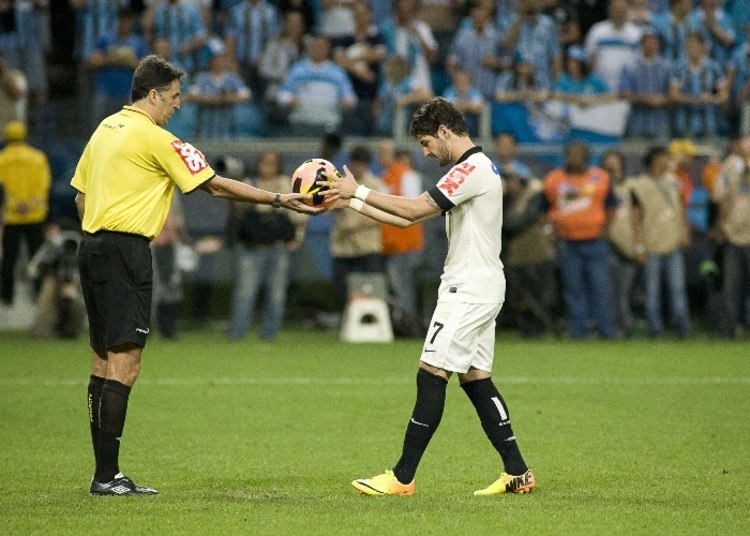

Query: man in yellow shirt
[[71, 55, 320, 496], [0, 121, 51, 306]]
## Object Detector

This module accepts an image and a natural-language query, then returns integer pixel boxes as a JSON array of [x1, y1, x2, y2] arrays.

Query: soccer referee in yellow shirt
[[71, 55, 321, 496]]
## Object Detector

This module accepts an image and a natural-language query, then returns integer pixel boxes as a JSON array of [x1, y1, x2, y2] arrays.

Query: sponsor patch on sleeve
[[437, 162, 476, 197], [171, 140, 209, 175]]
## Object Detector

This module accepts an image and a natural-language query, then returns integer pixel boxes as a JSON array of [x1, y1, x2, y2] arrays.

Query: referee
[[71, 55, 320, 496]]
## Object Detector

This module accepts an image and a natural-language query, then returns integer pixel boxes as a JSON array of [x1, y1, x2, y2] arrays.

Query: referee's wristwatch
[[272, 193, 282, 209]]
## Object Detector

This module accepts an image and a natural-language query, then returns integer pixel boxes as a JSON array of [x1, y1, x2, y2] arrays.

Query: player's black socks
[[95, 380, 131, 482], [462, 378, 528, 476], [393, 369, 448, 485], [87, 375, 105, 469]]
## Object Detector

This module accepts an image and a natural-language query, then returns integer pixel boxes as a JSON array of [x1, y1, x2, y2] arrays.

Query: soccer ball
[[291, 158, 339, 206]]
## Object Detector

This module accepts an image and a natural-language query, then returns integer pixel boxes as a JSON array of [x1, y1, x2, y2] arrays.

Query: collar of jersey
[[455, 146, 482, 165], [122, 105, 156, 125]]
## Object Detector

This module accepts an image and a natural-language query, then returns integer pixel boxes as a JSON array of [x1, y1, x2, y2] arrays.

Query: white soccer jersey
[[427, 147, 505, 304]]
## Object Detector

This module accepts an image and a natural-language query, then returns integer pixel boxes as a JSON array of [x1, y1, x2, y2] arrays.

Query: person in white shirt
[[323, 96, 536, 497]]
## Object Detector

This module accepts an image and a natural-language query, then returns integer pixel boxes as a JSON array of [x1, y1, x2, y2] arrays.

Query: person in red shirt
[[542, 141, 618, 339]]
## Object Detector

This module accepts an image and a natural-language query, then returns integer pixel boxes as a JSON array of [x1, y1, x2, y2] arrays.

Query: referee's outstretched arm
[[199, 175, 323, 215]]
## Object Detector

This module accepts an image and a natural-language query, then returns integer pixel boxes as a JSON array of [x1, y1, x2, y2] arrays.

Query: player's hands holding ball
[[317, 164, 360, 205]]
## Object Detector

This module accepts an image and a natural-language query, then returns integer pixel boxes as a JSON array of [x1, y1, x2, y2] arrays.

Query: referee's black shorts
[[78, 231, 153, 351]]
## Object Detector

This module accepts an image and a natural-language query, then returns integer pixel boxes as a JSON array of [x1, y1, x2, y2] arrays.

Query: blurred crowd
[[2, 0, 750, 139], [1, 0, 749, 341]]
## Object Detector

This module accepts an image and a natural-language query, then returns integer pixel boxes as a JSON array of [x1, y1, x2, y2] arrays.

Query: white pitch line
[[0, 376, 749, 388]]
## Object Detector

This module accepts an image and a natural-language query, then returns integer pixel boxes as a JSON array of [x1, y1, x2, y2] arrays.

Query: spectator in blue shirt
[[225, 0, 281, 96], [86, 8, 150, 129], [669, 31, 729, 138], [553, 45, 612, 106], [688, 0, 736, 66], [442, 68, 486, 137], [446, 1, 503, 102], [146, 0, 208, 74], [184, 39, 252, 138], [373, 54, 432, 136], [619, 28, 672, 139], [652, 0, 692, 63], [331, 0, 386, 136], [501, 0, 562, 92], [277, 34, 357, 137]]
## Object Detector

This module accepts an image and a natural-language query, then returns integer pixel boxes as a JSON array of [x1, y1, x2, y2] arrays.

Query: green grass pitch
[[0, 329, 748, 535]]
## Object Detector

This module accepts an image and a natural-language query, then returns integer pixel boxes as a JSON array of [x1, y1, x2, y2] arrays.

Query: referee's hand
[[279, 193, 326, 214]]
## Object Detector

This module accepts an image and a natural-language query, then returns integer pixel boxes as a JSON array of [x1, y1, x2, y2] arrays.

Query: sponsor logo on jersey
[[437, 162, 476, 196], [171, 141, 209, 174]]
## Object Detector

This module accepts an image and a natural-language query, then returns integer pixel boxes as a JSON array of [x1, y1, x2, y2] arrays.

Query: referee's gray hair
[[131, 55, 186, 102]]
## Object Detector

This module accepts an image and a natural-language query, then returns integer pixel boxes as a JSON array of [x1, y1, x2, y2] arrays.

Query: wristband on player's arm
[[349, 198, 364, 212], [354, 184, 371, 202]]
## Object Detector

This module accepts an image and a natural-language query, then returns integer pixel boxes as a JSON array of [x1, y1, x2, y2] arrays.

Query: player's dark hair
[[130, 55, 185, 102], [409, 97, 468, 138]]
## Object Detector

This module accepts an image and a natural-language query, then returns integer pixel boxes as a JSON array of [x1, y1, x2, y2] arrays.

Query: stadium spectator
[[71, 0, 121, 63], [494, 131, 532, 182], [276, 0, 317, 35], [726, 22, 750, 136], [619, 28, 672, 139], [330, 0, 386, 136], [325, 96, 536, 497], [0, 50, 27, 133], [553, 45, 613, 106], [258, 9, 307, 133], [630, 146, 692, 338], [442, 68, 486, 137], [224, 0, 281, 96], [0, 0, 48, 130], [669, 31, 728, 138], [494, 52, 551, 104], [379, 0, 439, 95], [377, 141, 425, 338], [501, 0, 562, 92], [151, 194, 192, 340], [226, 150, 305, 341], [651, 0, 692, 63], [276, 34, 356, 137], [602, 149, 642, 338], [446, 0, 503, 102], [86, 7, 150, 130], [713, 136, 750, 338], [184, 39, 252, 138], [373, 54, 433, 137], [71, 55, 320, 497], [687, 0, 736, 66], [541, 0, 582, 56], [329, 144, 384, 314], [319, 0, 356, 40], [570, 0, 609, 38], [502, 164, 556, 338], [418, 0, 469, 65], [145, 0, 208, 74], [584, 0, 642, 92], [542, 140, 617, 339], [0, 121, 51, 307], [628, 0, 654, 30]]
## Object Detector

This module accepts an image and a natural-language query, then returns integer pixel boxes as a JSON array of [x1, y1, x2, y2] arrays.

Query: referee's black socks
[[393, 369, 448, 485], [87, 375, 105, 471], [95, 379, 132, 482], [462, 378, 528, 476]]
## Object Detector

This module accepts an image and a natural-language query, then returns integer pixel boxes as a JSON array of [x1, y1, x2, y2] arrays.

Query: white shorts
[[420, 301, 503, 374]]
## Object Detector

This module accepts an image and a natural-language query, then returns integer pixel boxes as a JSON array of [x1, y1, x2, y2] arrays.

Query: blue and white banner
[[492, 100, 631, 144]]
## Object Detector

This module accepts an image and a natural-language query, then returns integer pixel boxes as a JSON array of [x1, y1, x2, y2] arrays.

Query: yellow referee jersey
[[0, 142, 51, 225], [70, 106, 215, 240]]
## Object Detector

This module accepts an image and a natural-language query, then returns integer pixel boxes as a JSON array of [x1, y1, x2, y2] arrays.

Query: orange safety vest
[[381, 162, 424, 254]]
